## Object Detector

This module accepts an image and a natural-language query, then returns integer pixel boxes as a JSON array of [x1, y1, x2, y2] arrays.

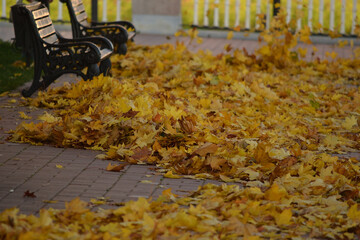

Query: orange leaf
[[131, 147, 152, 161], [162, 188, 178, 198], [152, 140, 162, 151], [254, 142, 274, 165], [164, 170, 181, 179], [106, 162, 128, 172], [193, 142, 218, 157], [152, 113, 162, 123], [209, 156, 227, 170]]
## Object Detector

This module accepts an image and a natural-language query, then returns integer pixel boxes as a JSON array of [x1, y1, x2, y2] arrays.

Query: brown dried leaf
[[270, 156, 298, 182], [254, 142, 274, 165], [106, 162, 129, 172], [208, 156, 227, 170], [131, 147, 152, 162], [193, 143, 218, 157], [23, 190, 36, 198], [123, 109, 139, 118]]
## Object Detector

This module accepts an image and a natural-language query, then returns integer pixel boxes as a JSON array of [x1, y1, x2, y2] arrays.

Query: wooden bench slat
[[42, 34, 59, 44], [39, 25, 56, 38], [128, 31, 136, 40], [76, 11, 88, 23], [100, 48, 112, 60], [71, 0, 83, 7], [73, 4, 85, 14], [35, 16, 52, 29], [79, 19, 90, 27], [32, 8, 49, 20]]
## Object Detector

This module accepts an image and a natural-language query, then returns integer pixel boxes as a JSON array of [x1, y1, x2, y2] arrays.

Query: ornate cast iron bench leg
[[22, 55, 43, 97], [100, 58, 112, 76]]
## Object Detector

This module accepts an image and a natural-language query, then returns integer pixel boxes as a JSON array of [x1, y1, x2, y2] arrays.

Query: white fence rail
[[192, 0, 360, 35]]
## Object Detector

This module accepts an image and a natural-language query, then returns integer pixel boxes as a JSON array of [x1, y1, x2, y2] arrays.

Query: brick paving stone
[[89, 183, 114, 191], [104, 191, 129, 199], [117, 173, 148, 181], [54, 195, 79, 202], [19, 200, 45, 212], [42, 202, 66, 210], [81, 192, 107, 199], [58, 189, 86, 197], [111, 181, 139, 193], [93, 175, 119, 184]]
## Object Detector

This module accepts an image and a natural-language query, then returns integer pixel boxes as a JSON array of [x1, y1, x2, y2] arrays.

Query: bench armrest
[[58, 34, 114, 51], [81, 25, 129, 43], [45, 40, 103, 64], [91, 20, 136, 32]]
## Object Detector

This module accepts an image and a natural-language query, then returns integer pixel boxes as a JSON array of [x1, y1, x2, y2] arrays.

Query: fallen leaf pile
[[1, 184, 360, 239], [3, 16, 360, 238]]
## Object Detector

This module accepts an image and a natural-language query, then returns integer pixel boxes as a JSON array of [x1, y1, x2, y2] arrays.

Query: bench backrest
[[15, 2, 59, 45], [32, 6, 59, 45], [69, 0, 90, 27]]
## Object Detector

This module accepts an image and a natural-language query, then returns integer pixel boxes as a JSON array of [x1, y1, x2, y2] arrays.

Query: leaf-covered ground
[[2, 20, 360, 238]]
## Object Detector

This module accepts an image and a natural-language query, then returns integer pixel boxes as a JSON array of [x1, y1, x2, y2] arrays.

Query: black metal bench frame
[[11, 1, 114, 97], [60, 0, 136, 55]]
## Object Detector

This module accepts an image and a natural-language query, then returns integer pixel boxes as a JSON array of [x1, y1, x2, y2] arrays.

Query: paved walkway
[[0, 21, 357, 215]]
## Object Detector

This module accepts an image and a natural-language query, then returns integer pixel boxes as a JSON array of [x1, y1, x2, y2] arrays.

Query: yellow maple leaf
[[140, 180, 155, 184], [164, 170, 181, 179], [38, 112, 61, 123], [297, 47, 307, 58], [342, 116, 358, 130], [325, 51, 337, 59], [348, 204, 360, 221], [174, 29, 186, 37], [275, 208, 292, 225], [227, 31, 234, 40], [163, 102, 184, 120], [65, 197, 88, 214], [99, 222, 122, 234], [323, 135, 340, 147], [90, 198, 107, 205], [37, 210, 53, 227], [19, 111, 32, 120], [264, 183, 288, 201], [143, 212, 156, 236], [219, 174, 233, 182], [338, 40, 348, 48], [56, 164, 63, 169], [256, 45, 271, 56], [161, 188, 178, 202]]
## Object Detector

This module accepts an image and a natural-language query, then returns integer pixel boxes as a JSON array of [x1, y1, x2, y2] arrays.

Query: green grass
[[0, 40, 33, 94]]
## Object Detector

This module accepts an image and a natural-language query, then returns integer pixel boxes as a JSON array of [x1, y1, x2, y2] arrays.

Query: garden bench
[[11, 1, 113, 97], [60, 0, 136, 55]]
